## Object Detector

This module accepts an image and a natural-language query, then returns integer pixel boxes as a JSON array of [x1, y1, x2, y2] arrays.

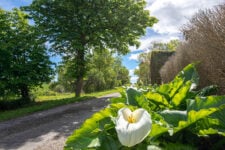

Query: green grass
[[0, 89, 118, 122]]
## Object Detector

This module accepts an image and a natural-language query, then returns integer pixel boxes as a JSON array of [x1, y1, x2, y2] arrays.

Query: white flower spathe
[[115, 107, 152, 147]]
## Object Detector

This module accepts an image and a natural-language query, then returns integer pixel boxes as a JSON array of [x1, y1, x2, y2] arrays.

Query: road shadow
[[0, 94, 118, 150]]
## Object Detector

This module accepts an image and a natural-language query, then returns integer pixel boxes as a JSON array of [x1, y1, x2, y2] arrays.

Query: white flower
[[115, 108, 152, 147]]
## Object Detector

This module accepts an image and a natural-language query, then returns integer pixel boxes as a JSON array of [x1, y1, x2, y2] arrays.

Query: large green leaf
[[174, 104, 225, 134], [162, 96, 225, 136], [187, 96, 225, 112], [197, 85, 218, 96], [160, 110, 187, 127], [99, 133, 121, 150], [173, 108, 218, 134], [145, 92, 170, 108], [64, 103, 125, 150], [211, 108, 225, 128], [136, 95, 151, 112], [156, 84, 171, 94], [163, 142, 197, 150], [191, 96, 225, 132], [175, 63, 199, 84], [149, 112, 171, 139], [168, 78, 184, 99], [199, 128, 225, 136], [171, 81, 192, 107], [126, 88, 141, 106], [168, 63, 199, 101], [156, 83, 171, 100], [150, 123, 169, 139]]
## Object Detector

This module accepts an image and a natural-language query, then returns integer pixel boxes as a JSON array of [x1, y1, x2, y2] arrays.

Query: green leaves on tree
[[24, 0, 158, 96], [0, 8, 53, 100]]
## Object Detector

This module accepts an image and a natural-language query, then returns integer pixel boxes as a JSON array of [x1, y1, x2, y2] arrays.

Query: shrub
[[160, 5, 225, 94], [0, 98, 33, 110]]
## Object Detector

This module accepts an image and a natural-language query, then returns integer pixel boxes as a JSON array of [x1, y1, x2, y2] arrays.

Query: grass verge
[[0, 89, 118, 122]]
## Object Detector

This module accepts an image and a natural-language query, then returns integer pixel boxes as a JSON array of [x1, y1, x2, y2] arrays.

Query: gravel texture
[[0, 93, 120, 150]]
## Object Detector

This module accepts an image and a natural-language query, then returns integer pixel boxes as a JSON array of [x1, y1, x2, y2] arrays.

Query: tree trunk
[[75, 76, 83, 97], [20, 85, 30, 102], [75, 47, 86, 97]]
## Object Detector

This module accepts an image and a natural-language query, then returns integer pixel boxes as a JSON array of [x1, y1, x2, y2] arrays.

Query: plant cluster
[[64, 64, 225, 150]]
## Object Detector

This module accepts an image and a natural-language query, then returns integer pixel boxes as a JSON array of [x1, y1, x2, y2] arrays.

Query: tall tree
[[151, 39, 180, 51], [0, 9, 53, 100], [113, 57, 130, 86], [24, 0, 157, 97], [166, 39, 180, 51], [84, 50, 130, 92], [134, 52, 151, 85], [53, 49, 130, 93]]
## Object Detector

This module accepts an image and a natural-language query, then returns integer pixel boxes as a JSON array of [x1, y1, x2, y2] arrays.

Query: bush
[[31, 83, 58, 97], [0, 98, 33, 110], [160, 5, 225, 94]]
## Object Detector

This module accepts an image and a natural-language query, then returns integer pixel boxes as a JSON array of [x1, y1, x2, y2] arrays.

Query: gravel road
[[0, 93, 120, 150]]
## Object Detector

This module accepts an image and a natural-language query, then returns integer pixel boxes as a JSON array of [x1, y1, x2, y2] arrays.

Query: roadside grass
[[0, 89, 118, 122]]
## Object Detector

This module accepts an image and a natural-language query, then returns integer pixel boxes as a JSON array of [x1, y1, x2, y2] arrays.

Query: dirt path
[[0, 93, 120, 150]]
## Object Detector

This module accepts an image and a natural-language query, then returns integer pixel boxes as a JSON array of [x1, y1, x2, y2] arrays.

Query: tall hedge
[[160, 5, 225, 94], [149, 50, 174, 84]]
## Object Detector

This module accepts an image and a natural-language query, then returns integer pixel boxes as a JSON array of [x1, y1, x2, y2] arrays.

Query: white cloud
[[146, 0, 223, 34], [130, 76, 138, 84], [128, 0, 223, 52], [129, 53, 141, 61], [129, 33, 180, 52], [129, 69, 134, 75], [134, 34, 179, 52], [129, 69, 138, 83], [129, 46, 138, 52]]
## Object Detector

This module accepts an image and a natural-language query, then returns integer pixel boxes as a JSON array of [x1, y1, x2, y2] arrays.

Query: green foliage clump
[[51, 49, 130, 93], [64, 63, 225, 150], [84, 50, 130, 93], [0, 9, 53, 102], [31, 83, 57, 97]]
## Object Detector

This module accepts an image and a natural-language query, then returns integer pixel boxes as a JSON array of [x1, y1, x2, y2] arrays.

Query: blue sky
[[0, 0, 223, 83]]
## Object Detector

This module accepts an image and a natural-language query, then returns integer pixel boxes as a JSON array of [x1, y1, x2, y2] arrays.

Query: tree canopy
[[84, 50, 130, 92], [0, 8, 53, 100], [151, 39, 180, 51], [134, 52, 151, 85], [24, 0, 158, 96], [51, 49, 130, 93]]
